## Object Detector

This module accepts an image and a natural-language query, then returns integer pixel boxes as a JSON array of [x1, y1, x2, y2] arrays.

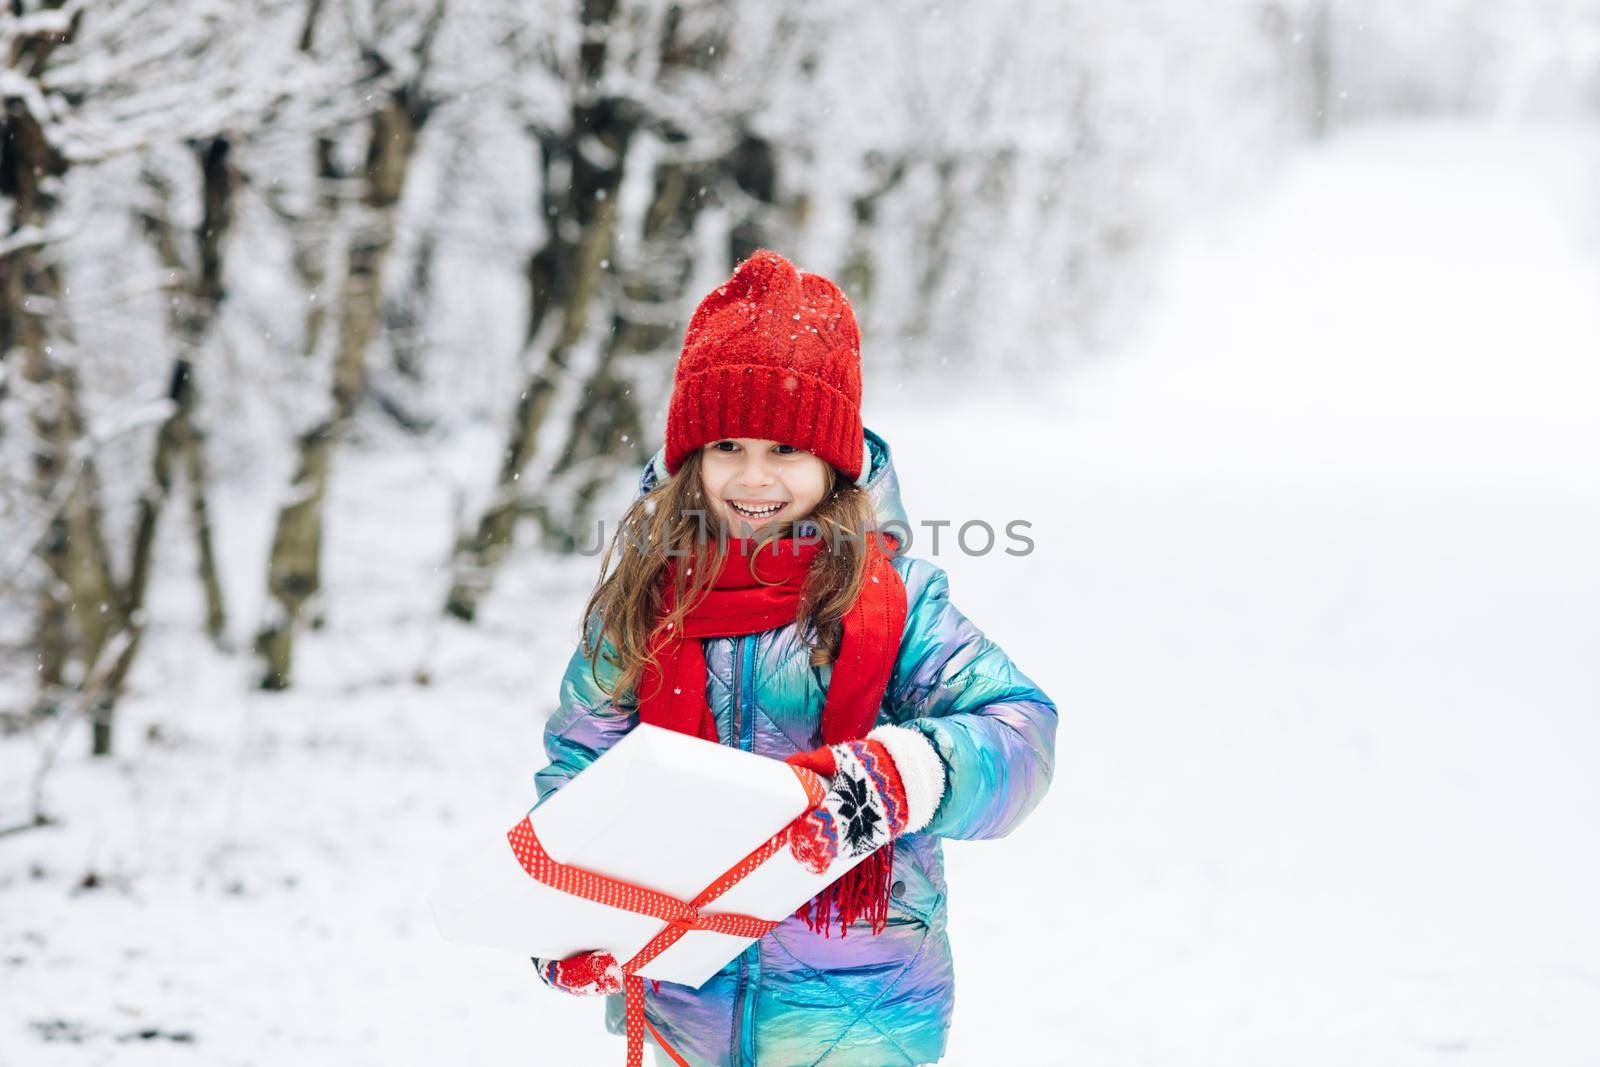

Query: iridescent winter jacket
[[532, 426, 1059, 1066]]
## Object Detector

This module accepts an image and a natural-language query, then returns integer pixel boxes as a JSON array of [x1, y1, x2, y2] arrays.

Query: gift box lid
[[426, 724, 868, 987]]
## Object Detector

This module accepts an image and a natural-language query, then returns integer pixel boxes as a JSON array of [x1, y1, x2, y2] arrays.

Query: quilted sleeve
[[881, 557, 1059, 840], [532, 611, 638, 808]]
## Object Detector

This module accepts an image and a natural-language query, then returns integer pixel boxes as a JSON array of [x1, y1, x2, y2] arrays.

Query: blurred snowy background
[[3, 0, 1599, 1063]]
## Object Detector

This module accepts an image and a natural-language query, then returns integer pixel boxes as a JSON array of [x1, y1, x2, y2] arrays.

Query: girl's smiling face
[[700, 437, 830, 536]]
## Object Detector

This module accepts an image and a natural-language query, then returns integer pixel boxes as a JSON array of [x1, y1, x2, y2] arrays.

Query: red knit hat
[[664, 249, 864, 481]]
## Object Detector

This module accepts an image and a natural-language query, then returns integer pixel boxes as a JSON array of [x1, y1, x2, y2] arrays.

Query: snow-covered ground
[[4, 119, 1599, 1065]]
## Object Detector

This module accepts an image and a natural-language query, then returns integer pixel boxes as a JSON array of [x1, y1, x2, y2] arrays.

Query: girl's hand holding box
[[533, 949, 625, 997]]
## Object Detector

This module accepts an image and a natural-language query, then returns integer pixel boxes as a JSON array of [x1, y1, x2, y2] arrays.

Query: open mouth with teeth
[[727, 500, 786, 519]]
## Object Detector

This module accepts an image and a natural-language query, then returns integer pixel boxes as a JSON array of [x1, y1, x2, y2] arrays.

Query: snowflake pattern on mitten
[[787, 740, 908, 874]]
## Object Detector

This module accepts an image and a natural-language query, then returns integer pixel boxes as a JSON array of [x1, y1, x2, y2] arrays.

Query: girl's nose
[[738, 457, 775, 486]]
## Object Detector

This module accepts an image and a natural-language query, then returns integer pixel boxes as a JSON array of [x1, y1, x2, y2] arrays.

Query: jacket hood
[[636, 426, 910, 557]]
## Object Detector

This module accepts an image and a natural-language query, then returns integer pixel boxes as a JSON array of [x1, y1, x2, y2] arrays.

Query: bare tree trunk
[[29, 355, 124, 756], [456, 9, 816, 586], [256, 96, 422, 689], [533, 119, 806, 550], [2, 3, 125, 755], [529, 153, 714, 551], [381, 127, 473, 396], [290, 1, 344, 371], [129, 137, 237, 655], [838, 152, 909, 320], [903, 155, 961, 350], [2, 3, 78, 708], [443, 188, 620, 617], [83, 136, 243, 751], [726, 128, 783, 265], [244, 0, 350, 681], [443, 0, 635, 621], [185, 420, 229, 644], [255, 0, 444, 687], [256, 418, 331, 689]]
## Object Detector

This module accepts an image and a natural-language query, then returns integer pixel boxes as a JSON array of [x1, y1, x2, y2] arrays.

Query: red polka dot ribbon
[[509, 764, 829, 1067]]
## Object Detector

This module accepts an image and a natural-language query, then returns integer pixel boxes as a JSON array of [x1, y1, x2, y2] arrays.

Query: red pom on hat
[[664, 249, 864, 481]]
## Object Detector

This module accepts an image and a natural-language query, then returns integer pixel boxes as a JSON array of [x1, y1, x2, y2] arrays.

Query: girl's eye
[[710, 441, 799, 455]]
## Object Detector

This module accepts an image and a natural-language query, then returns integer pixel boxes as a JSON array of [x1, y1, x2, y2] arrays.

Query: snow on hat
[[664, 249, 865, 482]]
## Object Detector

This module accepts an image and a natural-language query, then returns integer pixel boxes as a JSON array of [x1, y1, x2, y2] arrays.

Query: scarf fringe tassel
[[793, 840, 895, 938]]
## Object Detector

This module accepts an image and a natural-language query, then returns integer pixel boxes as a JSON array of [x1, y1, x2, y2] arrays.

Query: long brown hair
[[577, 447, 883, 708]]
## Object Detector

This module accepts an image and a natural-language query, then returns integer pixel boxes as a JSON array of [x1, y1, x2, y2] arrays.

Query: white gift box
[[426, 724, 867, 988]]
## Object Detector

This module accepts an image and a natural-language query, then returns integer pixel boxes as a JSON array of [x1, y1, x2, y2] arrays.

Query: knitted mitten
[[784, 724, 948, 874], [784, 740, 907, 874], [531, 949, 624, 997]]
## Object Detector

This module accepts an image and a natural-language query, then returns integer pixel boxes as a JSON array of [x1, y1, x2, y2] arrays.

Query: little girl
[[528, 249, 1058, 1066]]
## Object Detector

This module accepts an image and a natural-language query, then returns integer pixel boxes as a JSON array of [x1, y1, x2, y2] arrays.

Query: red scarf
[[637, 530, 908, 936]]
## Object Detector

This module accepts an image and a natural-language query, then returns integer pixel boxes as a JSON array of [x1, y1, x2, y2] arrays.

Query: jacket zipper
[[730, 634, 742, 751], [728, 634, 759, 1065]]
